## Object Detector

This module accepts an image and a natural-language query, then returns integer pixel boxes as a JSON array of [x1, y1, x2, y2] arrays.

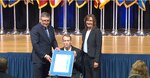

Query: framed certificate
[[49, 50, 74, 77]]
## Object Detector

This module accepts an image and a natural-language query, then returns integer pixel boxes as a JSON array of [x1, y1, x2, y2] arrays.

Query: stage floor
[[0, 35, 150, 54]]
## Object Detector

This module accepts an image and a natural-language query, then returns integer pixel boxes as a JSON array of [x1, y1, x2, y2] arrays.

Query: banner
[[68, 0, 73, 5], [136, 0, 146, 11], [24, 0, 34, 4], [116, 0, 125, 6], [76, 0, 87, 8], [0, 0, 20, 8], [124, 0, 137, 8], [94, 0, 99, 8], [0, 0, 7, 8], [37, 0, 48, 9], [8, 0, 20, 8], [49, 0, 62, 8], [99, 0, 110, 9]]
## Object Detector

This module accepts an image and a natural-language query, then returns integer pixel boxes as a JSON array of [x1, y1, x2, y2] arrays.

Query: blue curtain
[[101, 54, 150, 78], [0, 53, 32, 78], [1, 53, 150, 78]]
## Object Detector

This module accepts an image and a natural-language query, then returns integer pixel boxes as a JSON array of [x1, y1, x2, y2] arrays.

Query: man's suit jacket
[[81, 27, 102, 62], [60, 46, 82, 74], [30, 23, 58, 64]]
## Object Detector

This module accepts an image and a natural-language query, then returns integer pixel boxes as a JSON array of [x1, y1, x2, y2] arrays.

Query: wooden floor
[[0, 35, 150, 54]]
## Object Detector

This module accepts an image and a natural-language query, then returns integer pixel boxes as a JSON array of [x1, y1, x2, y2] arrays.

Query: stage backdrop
[[1, 1, 150, 31]]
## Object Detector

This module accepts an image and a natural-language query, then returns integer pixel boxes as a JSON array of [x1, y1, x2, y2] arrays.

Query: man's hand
[[74, 51, 77, 57], [45, 54, 52, 62], [93, 62, 99, 68], [55, 47, 60, 50]]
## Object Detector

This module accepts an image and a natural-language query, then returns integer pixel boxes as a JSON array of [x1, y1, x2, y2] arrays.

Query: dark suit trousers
[[33, 63, 50, 78], [53, 71, 80, 78], [82, 52, 100, 78]]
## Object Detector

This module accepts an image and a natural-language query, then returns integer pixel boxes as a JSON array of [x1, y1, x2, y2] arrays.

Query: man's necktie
[[46, 28, 50, 38], [45, 28, 51, 42]]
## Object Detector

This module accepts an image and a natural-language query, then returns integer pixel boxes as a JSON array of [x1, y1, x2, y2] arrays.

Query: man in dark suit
[[0, 57, 15, 78], [81, 14, 102, 78], [58, 34, 82, 78], [30, 12, 60, 78]]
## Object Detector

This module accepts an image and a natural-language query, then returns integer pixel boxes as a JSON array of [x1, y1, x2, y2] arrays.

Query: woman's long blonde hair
[[130, 60, 149, 78]]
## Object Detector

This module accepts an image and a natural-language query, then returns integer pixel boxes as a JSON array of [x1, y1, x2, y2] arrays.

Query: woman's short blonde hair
[[130, 60, 149, 78]]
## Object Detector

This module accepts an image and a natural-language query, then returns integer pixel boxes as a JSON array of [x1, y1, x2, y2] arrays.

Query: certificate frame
[[49, 50, 74, 77]]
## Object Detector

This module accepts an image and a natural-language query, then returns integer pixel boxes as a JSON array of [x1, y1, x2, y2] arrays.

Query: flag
[[68, 0, 73, 5], [99, 0, 110, 9], [124, 0, 137, 8], [0, 0, 20, 8], [8, 0, 20, 8], [94, 0, 99, 8], [37, 0, 48, 9], [136, 0, 146, 11], [24, 0, 34, 4], [0, 0, 7, 8], [116, 0, 125, 6], [60, 0, 64, 6], [76, 0, 87, 8], [49, 0, 62, 8]]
